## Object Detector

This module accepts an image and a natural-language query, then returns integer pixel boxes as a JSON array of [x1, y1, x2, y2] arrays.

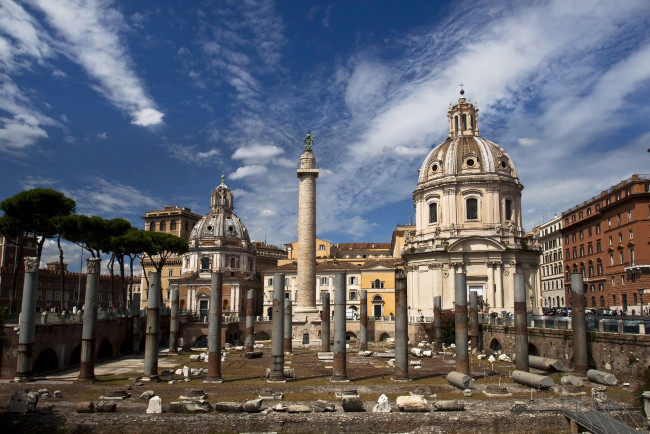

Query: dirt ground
[[0, 341, 644, 433]]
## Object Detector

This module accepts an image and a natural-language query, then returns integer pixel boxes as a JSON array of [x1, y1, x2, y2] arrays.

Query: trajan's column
[[295, 131, 319, 320]]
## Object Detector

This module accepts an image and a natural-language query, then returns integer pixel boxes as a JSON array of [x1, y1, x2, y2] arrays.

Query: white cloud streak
[[31, 0, 163, 126]]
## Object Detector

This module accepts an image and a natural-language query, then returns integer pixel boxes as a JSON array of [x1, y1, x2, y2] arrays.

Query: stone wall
[[0, 315, 170, 378], [481, 325, 650, 377]]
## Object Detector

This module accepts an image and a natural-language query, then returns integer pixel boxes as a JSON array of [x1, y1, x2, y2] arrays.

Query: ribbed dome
[[417, 92, 519, 185], [189, 177, 250, 243], [189, 212, 250, 242], [418, 135, 518, 183]]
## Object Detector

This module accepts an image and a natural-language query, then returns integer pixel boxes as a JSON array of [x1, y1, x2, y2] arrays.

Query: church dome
[[189, 176, 250, 245], [418, 92, 518, 184]]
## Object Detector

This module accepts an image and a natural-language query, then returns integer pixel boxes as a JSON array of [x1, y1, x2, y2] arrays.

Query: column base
[[391, 376, 412, 382], [13, 375, 33, 383], [140, 375, 160, 383], [330, 377, 350, 383], [203, 377, 224, 384]]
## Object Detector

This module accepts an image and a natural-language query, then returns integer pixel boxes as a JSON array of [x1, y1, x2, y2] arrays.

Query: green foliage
[[628, 353, 639, 366], [520, 239, 529, 250], [142, 231, 189, 272], [0, 188, 76, 259], [58, 214, 110, 257]]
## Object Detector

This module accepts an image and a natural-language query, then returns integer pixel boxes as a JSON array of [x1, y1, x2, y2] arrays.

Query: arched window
[[591, 296, 596, 307], [462, 114, 467, 130], [505, 199, 513, 220], [466, 198, 478, 220], [170, 220, 177, 231], [149, 222, 155, 231], [428, 202, 438, 224], [454, 116, 459, 133], [200, 257, 210, 270], [599, 296, 605, 307], [229, 257, 236, 268], [160, 221, 166, 231]]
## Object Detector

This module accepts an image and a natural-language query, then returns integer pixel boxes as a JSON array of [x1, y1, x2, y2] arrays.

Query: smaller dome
[[189, 177, 251, 244]]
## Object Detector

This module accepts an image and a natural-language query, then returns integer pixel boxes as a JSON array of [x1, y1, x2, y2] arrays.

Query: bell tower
[[211, 173, 234, 216]]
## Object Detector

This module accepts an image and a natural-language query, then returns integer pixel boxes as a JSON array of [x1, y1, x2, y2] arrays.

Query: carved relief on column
[[427, 263, 443, 270], [87, 257, 101, 274], [24, 257, 38, 273]]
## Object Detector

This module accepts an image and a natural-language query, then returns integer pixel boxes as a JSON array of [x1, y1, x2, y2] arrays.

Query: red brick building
[[561, 174, 650, 314]]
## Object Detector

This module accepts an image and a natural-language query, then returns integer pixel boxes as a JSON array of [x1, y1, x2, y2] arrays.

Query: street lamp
[[639, 286, 645, 316]]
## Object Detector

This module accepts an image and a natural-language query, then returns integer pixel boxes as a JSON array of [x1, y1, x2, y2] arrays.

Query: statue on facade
[[304, 131, 314, 151]]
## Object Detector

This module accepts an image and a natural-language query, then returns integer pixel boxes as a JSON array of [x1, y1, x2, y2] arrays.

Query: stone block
[[146, 396, 163, 414], [139, 390, 155, 400], [287, 404, 311, 413], [372, 394, 391, 413], [342, 396, 365, 412], [313, 400, 336, 413], [242, 398, 263, 413], [75, 401, 95, 413], [396, 396, 429, 412], [96, 401, 117, 412], [7, 388, 39, 413], [213, 402, 242, 412], [434, 400, 465, 411], [169, 400, 213, 413]]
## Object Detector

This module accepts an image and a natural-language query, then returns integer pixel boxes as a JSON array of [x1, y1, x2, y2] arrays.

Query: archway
[[346, 331, 358, 341], [378, 332, 391, 342], [528, 343, 540, 356], [97, 338, 113, 360], [120, 337, 133, 355], [372, 295, 384, 318], [33, 348, 58, 374], [69, 344, 81, 367], [193, 335, 208, 348], [489, 338, 502, 352]]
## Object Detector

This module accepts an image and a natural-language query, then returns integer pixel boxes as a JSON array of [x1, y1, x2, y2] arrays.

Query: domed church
[[171, 175, 261, 320], [403, 90, 540, 315]]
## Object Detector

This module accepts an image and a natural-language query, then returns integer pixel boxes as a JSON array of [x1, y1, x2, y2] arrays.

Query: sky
[[1, 0, 650, 274]]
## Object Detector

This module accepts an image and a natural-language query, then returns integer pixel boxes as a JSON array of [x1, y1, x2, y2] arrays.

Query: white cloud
[[131, 108, 164, 127], [31, 0, 164, 127], [229, 165, 268, 180], [0, 114, 47, 151], [97, 131, 107, 140], [232, 143, 283, 162], [517, 138, 539, 147], [65, 177, 159, 220], [166, 143, 221, 166]]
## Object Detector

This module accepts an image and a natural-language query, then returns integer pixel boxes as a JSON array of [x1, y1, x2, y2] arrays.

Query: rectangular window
[[349, 291, 357, 301], [429, 202, 438, 224], [46, 291, 52, 300], [579, 230, 584, 240], [168, 269, 173, 277], [595, 224, 600, 235], [466, 198, 478, 220], [318, 244, 326, 251], [349, 276, 358, 285], [320, 277, 329, 285], [55, 292, 61, 301], [267, 277, 273, 286], [629, 229, 633, 239]]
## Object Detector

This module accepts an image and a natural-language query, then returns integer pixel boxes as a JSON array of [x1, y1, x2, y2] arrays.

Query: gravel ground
[[0, 342, 642, 433]]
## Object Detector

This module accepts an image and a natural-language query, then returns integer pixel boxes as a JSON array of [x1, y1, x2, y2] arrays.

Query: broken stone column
[[469, 290, 479, 351], [359, 290, 368, 352], [283, 299, 292, 353], [169, 287, 179, 354], [79, 258, 101, 381], [268, 273, 285, 382], [245, 288, 255, 353], [433, 295, 442, 352], [321, 293, 330, 352], [393, 272, 409, 381], [455, 273, 469, 375], [571, 273, 588, 374], [332, 273, 348, 382], [586, 369, 617, 386], [511, 370, 555, 389], [15, 257, 39, 382], [143, 270, 161, 382], [514, 273, 529, 372], [205, 271, 223, 383], [446, 370, 475, 390]]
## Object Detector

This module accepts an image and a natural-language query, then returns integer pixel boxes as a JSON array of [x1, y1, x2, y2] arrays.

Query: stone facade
[[403, 90, 540, 315], [535, 215, 565, 309]]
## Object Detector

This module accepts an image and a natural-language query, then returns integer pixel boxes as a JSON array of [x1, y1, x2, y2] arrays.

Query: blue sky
[[1, 0, 650, 273]]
